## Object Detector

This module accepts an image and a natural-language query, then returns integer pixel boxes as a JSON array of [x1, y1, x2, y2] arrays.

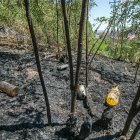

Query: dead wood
[[0, 81, 19, 97], [57, 64, 69, 71]]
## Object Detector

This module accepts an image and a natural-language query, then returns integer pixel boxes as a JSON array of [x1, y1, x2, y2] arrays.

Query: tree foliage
[[95, 0, 140, 62], [0, 0, 95, 52]]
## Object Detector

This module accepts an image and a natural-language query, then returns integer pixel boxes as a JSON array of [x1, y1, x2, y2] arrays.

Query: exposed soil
[[0, 41, 140, 139]]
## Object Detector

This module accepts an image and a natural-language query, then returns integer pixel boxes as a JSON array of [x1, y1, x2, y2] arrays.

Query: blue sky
[[89, 0, 112, 30]]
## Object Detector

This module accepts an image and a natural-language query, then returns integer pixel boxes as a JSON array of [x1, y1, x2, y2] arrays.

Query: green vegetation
[[0, 0, 139, 63], [0, 0, 95, 49]]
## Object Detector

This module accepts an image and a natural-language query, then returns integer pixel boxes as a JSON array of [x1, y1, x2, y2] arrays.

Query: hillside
[[0, 0, 140, 139], [0, 34, 140, 139]]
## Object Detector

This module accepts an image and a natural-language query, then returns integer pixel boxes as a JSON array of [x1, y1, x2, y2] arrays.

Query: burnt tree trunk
[[129, 121, 140, 140], [62, 20, 67, 57], [56, 0, 60, 58], [73, 0, 88, 113], [61, 0, 74, 112], [122, 85, 140, 136], [68, 0, 72, 32], [85, 0, 89, 87], [24, 0, 51, 124]]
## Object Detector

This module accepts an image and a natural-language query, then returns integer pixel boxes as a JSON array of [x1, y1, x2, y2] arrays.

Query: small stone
[[57, 64, 69, 71]]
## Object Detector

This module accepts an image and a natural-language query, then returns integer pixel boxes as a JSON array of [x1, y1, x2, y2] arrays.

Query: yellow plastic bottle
[[106, 86, 121, 107]]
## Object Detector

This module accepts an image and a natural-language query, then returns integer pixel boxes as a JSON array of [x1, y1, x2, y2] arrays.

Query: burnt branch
[[24, 0, 51, 124]]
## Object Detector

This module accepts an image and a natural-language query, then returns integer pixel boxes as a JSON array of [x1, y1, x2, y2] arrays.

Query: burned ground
[[0, 45, 140, 140]]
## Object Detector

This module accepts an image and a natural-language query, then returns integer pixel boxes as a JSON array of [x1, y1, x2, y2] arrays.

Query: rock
[[100, 106, 114, 129], [78, 117, 92, 140], [57, 64, 69, 71]]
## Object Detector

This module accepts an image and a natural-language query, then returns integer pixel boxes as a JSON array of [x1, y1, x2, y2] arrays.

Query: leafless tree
[[73, 0, 88, 113], [56, 0, 60, 58], [85, 0, 89, 87], [60, 0, 74, 113], [24, 0, 51, 124]]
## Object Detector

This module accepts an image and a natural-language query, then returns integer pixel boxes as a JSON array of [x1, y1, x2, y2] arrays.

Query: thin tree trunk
[[62, 19, 67, 56], [122, 86, 140, 136], [56, 0, 60, 58], [88, 31, 104, 57], [87, 22, 103, 58], [72, 0, 88, 113], [129, 121, 140, 140], [88, 21, 112, 66], [85, 0, 89, 87], [68, 0, 72, 31], [119, 22, 124, 60], [24, 0, 51, 124], [60, 0, 74, 112], [73, 0, 78, 50]]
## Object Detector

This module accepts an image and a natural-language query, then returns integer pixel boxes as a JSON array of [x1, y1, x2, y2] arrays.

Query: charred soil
[[0, 43, 140, 140]]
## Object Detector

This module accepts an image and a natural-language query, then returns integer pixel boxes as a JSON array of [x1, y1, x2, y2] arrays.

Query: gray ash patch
[[0, 46, 140, 140]]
